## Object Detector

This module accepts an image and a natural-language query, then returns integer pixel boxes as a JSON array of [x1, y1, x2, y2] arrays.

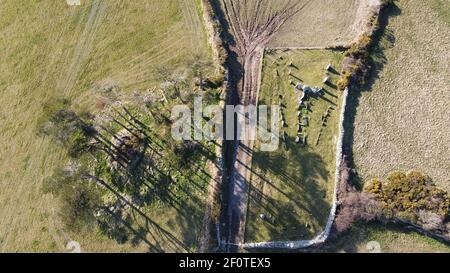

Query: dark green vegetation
[[245, 50, 344, 242]]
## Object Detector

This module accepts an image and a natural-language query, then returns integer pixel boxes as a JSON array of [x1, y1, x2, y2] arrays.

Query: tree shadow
[[327, 67, 340, 75], [324, 81, 338, 90], [71, 105, 219, 253], [207, 2, 247, 244], [245, 136, 332, 242], [322, 88, 338, 99]]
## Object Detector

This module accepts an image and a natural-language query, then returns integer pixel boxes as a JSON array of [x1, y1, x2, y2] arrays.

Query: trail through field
[[178, 0, 206, 52], [221, 0, 312, 252], [0, 1, 107, 251], [57, 0, 107, 95], [107, 0, 209, 89]]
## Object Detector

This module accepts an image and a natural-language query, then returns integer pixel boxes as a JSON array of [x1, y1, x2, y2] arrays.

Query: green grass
[[245, 49, 345, 242], [0, 0, 215, 252], [323, 222, 450, 253]]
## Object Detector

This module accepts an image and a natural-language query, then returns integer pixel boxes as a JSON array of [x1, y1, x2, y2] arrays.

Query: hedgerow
[[337, 1, 390, 90], [364, 171, 450, 232]]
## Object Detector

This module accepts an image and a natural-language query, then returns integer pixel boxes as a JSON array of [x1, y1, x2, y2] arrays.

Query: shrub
[[171, 140, 203, 169], [334, 158, 383, 232], [201, 0, 228, 68], [205, 74, 225, 89], [418, 210, 445, 231], [338, 5, 380, 90], [60, 184, 100, 231], [364, 171, 450, 231], [39, 104, 97, 158], [44, 167, 101, 231], [337, 70, 351, 90], [335, 191, 382, 232]]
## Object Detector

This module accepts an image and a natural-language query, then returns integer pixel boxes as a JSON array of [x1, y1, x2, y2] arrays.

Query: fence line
[[242, 87, 349, 249]]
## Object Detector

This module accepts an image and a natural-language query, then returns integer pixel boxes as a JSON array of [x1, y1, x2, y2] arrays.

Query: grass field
[[350, 0, 450, 190], [1, 0, 448, 253], [0, 0, 214, 252], [344, 0, 450, 252], [323, 222, 450, 253], [268, 0, 369, 48], [244, 49, 344, 242], [219, 0, 366, 48]]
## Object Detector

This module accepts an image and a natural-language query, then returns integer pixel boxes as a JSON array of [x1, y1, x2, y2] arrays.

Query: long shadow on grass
[[86, 107, 216, 252], [243, 137, 331, 242]]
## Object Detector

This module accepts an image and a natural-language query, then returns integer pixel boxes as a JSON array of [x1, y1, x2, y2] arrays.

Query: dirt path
[[220, 0, 311, 252]]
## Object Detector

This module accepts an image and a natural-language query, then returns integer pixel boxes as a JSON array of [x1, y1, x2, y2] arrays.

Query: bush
[[335, 191, 382, 233], [39, 104, 97, 158], [205, 74, 225, 89], [337, 70, 351, 90], [66, 127, 93, 157], [364, 171, 450, 230], [60, 184, 100, 231], [334, 158, 383, 232], [171, 140, 203, 169], [338, 7, 379, 90], [202, 0, 228, 67], [44, 167, 101, 231]]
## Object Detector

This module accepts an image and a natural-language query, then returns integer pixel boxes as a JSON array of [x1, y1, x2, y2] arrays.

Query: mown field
[[346, 0, 450, 252], [245, 49, 344, 242], [351, 0, 449, 192], [0, 0, 215, 252], [268, 0, 367, 48]]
